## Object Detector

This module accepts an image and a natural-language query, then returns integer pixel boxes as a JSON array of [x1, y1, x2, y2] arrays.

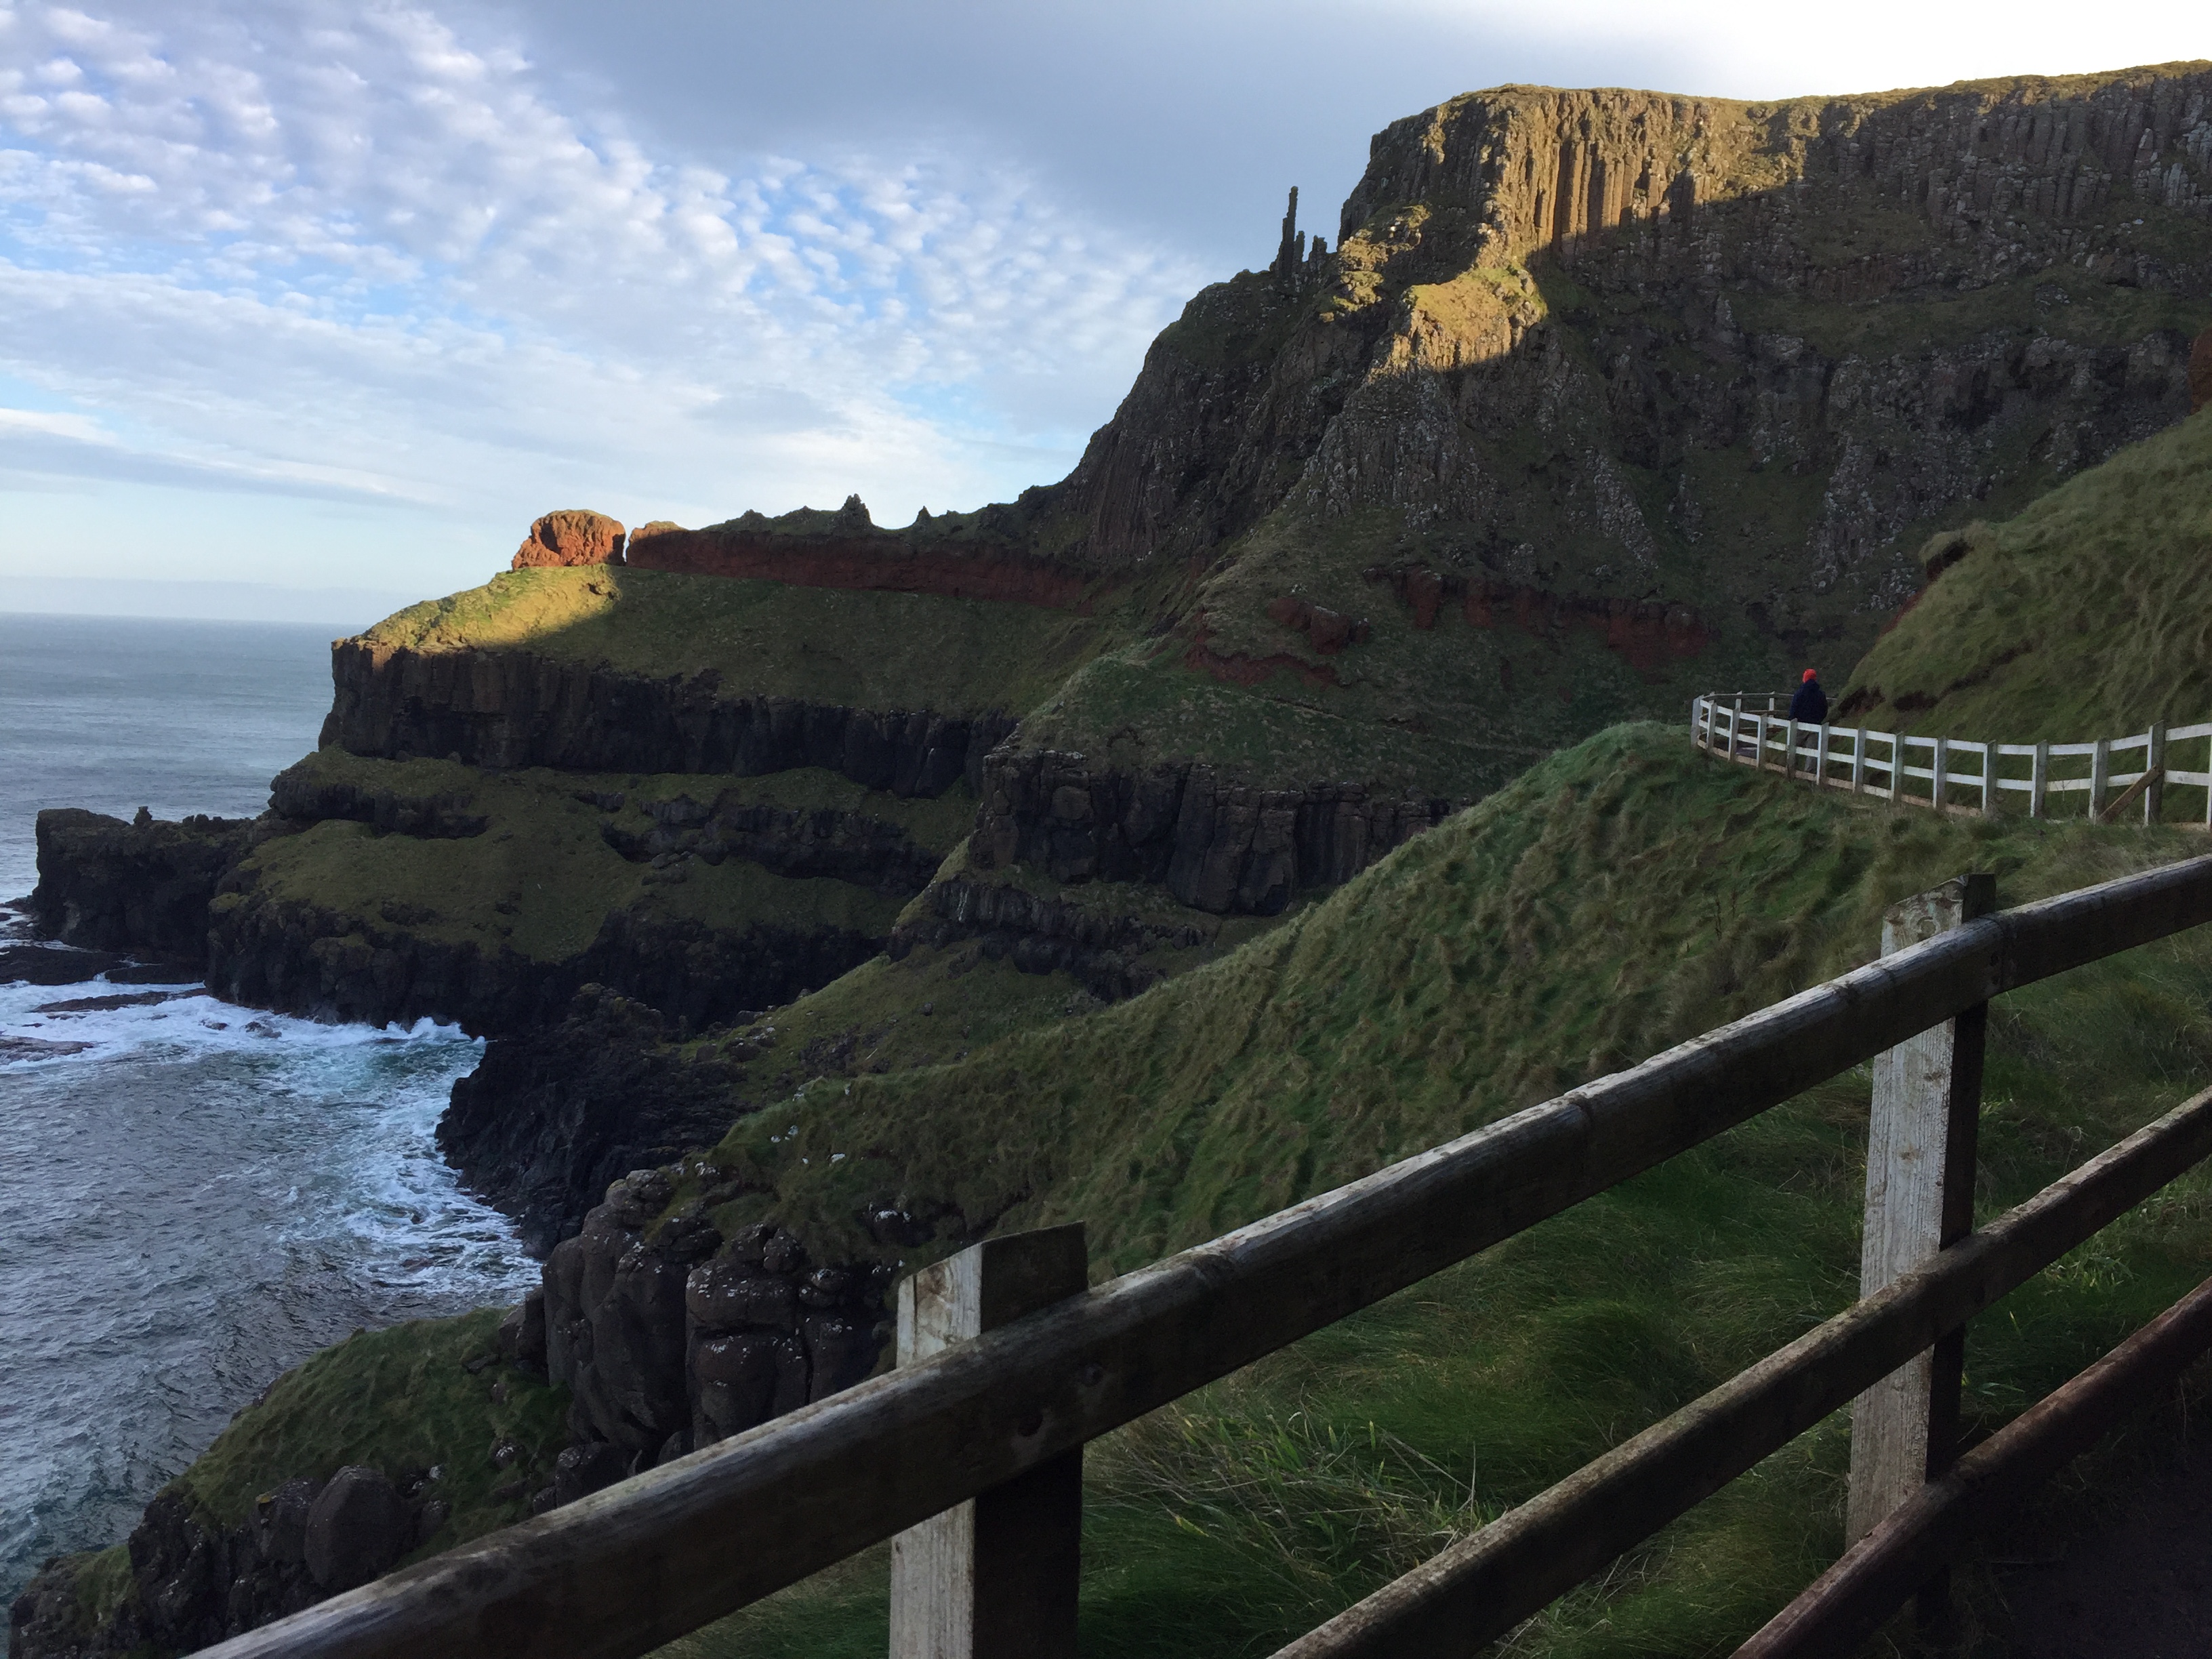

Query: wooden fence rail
[[1692, 693, 2212, 826], [199, 853, 2212, 1659]]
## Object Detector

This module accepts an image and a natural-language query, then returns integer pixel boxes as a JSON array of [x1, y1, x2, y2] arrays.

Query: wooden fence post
[[1981, 743, 1998, 818], [1847, 876, 1994, 1557], [2147, 721, 2167, 825], [2090, 739, 2110, 821], [1851, 727, 1866, 796], [1931, 738, 1949, 814], [1785, 718, 1800, 780], [2030, 741, 2049, 820], [890, 1225, 1088, 1659], [1815, 723, 1831, 789]]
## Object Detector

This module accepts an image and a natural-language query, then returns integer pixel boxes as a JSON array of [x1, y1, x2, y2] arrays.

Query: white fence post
[[890, 1225, 1088, 1659], [1847, 875, 1995, 1550]]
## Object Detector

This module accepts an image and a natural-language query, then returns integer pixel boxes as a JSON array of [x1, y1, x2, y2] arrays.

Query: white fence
[[1692, 692, 2212, 827]]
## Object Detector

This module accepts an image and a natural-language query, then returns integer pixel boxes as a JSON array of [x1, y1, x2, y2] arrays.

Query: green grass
[[640, 720, 2212, 1656], [1841, 407, 2212, 743], [232, 754, 936, 965], [360, 566, 1112, 719], [183, 1308, 568, 1553]]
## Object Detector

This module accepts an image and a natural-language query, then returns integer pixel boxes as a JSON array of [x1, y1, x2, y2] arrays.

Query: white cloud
[[0, 0, 1206, 593]]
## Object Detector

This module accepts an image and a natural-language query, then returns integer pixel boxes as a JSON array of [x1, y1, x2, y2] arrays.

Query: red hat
[[1802, 669, 1818, 682]]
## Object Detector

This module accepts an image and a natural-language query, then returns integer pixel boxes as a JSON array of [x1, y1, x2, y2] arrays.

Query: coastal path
[[197, 856, 2212, 1658]]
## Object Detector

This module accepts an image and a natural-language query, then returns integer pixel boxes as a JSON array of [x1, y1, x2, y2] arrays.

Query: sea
[[0, 613, 537, 1608]]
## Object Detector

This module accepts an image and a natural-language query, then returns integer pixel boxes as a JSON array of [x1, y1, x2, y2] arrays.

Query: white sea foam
[[0, 962, 536, 1601]]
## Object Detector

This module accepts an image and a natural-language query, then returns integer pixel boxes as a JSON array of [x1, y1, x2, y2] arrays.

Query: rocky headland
[[15, 61, 2212, 1659]]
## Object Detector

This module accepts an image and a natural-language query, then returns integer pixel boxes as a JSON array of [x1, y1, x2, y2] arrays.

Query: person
[[1790, 668, 1828, 725]]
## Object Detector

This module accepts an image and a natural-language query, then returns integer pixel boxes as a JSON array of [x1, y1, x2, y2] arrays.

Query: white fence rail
[[1692, 692, 2212, 828]]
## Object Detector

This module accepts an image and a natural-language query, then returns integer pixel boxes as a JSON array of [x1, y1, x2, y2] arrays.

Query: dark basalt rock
[[268, 762, 489, 838], [972, 752, 1455, 916], [438, 989, 747, 1254], [323, 642, 1016, 799], [30, 808, 262, 958], [889, 875, 1211, 1002], [602, 791, 945, 895], [539, 1177, 891, 1471], [302, 1468, 411, 1593], [205, 886, 882, 1038]]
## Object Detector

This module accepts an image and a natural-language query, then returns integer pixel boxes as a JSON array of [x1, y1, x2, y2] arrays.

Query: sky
[[0, 1, 2204, 621]]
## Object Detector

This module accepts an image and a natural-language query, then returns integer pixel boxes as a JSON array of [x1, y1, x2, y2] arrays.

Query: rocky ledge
[[30, 808, 267, 958], [323, 640, 1017, 795], [972, 750, 1455, 915]]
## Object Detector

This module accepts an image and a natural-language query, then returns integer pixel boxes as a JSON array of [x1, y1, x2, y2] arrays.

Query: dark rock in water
[[30, 808, 260, 958], [438, 989, 744, 1251], [30, 988, 188, 1014], [303, 1467, 411, 1593], [550, 1442, 628, 1507], [0, 941, 192, 989]]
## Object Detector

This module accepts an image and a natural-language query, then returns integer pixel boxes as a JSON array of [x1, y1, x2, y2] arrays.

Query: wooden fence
[[199, 855, 2212, 1659], [1694, 691, 2212, 826]]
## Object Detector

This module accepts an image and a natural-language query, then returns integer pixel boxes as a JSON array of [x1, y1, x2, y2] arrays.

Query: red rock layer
[[513, 509, 626, 569], [625, 525, 1093, 611], [1363, 565, 1709, 678], [1183, 613, 1339, 688]]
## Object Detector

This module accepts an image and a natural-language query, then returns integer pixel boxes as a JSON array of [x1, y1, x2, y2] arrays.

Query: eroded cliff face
[[1046, 68, 2212, 625], [322, 640, 1015, 797]]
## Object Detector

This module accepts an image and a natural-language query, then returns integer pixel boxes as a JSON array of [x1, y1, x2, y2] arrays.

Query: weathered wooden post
[[1734, 694, 1746, 760], [1851, 726, 1867, 795], [1814, 722, 1830, 788], [2030, 740, 2049, 820], [890, 1225, 1088, 1659], [2146, 721, 2167, 825], [1981, 741, 1998, 819], [1931, 737, 1949, 814], [1784, 718, 1800, 780], [2090, 738, 2110, 821], [1847, 875, 1994, 1626]]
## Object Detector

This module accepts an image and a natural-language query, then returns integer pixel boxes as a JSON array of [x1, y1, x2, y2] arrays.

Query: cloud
[[0, 0, 2202, 603], [0, 0, 1207, 589]]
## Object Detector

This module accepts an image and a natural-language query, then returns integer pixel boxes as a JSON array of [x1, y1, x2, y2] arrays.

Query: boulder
[[512, 509, 626, 570], [552, 1441, 629, 1507], [302, 1467, 411, 1593]]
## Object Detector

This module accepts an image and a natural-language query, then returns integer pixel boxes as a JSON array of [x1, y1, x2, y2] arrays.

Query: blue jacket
[[1790, 679, 1828, 724]]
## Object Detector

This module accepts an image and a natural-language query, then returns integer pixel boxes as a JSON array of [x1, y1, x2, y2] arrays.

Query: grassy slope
[[668, 723, 2212, 1656], [63, 1310, 571, 1639], [363, 566, 1113, 719], [232, 752, 951, 963], [1841, 407, 2212, 743]]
